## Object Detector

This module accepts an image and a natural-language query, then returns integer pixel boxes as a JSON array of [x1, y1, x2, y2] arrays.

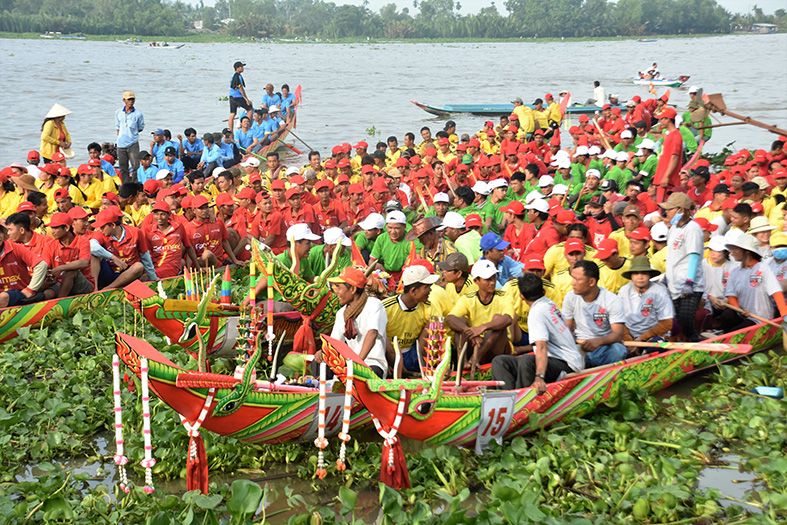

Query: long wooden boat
[[411, 100, 626, 118], [115, 332, 373, 443], [320, 320, 781, 448], [0, 276, 183, 343], [632, 75, 690, 87], [123, 280, 302, 357]]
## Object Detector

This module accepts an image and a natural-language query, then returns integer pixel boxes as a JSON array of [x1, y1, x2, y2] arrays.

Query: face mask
[[773, 247, 787, 260], [670, 212, 683, 226]]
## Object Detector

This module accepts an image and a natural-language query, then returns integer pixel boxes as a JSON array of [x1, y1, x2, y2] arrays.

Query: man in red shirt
[[282, 187, 318, 232], [0, 223, 48, 307], [186, 195, 240, 267], [90, 208, 154, 289], [145, 201, 197, 278], [652, 107, 683, 201], [523, 206, 572, 259], [5, 212, 55, 266], [313, 179, 348, 232], [687, 166, 713, 207], [250, 192, 287, 253], [46, 212, 94, 295]]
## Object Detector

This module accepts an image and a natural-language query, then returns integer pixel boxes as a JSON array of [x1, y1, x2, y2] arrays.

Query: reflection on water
[[698, 455, 761, 514], [2, 34, 786, 165]]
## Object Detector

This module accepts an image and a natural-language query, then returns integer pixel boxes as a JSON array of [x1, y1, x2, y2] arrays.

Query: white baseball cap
[[552, 184, 568, 196], [240, 157, 260, 168], [401, 265, 440, 287], [603, 149, 618, 160], [586, 169, 601, 179], [438, 211, 465, 230], [616, 151, 630, 163], [358, 212, 385, 231], [268, 105, 280, 112], [285, 166, 300, 177], [575, 145, 590, 156], [386, 210, 407, 224], [525, 198, 549, 213], [471, 259, 499, 279], [286, 223, 320, 242], [155, 169, 172, 180], [620, 130, 633, 139], [707, 235, 727, 252], [556, 158, 571, 169], [525, 190, 543, 204], [650, 221, 669, 242], [433, 192, 450, 203], [323, 227, 351, 247], [688, 86, 699, 94], [488, 178, 508, 190], [639, 138, 656, 151], [472, 181, 491, 195], [588, 145, 601, 156], [538, 175, 555, 187]]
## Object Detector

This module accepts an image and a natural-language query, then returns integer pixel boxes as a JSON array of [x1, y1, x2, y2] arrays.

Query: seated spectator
[[618, 256, 674, 343]]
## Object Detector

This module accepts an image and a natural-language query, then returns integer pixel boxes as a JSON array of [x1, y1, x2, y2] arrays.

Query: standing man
[[652, 107, 683, 202], [115, 90, 145, 183], [228, 61, 253, 133]]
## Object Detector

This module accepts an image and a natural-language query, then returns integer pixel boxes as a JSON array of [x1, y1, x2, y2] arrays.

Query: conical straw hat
[[44, 103, 72, 119]]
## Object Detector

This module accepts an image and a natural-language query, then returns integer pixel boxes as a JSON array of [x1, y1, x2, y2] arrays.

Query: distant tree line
[[0, 0, 781, 39]]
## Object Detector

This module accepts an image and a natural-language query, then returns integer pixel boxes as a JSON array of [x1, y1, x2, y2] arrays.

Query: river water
[[1, 33, 785, 166]]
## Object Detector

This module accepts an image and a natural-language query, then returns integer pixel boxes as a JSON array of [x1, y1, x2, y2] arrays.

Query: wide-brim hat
[[725, 232, 762, 259], [622, 256, 661, 280], [61, 147, 75, 159], [406, 216, 441, 241], [44, 103, 72, 120], [11, 174, 38, 192]]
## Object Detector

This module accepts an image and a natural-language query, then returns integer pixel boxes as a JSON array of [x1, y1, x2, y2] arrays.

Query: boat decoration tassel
[[371, 388, 410, 489], [314, 362, 328, 479], [139, 357, 156, 493], [336, 360, 354, 471], [111, 355, 130, 493], [179, 388, 215, 494]]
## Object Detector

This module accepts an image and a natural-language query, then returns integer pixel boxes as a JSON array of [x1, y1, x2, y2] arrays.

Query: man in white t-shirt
[[618, 256, 674, 342], [321, 266, 388, 377], [562, 260, 627, 368], [722, 232, 787, 330], [492, 273, 584, 391]]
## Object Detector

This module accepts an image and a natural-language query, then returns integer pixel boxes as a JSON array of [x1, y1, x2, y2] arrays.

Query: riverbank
[[0, 30, 754, 45]]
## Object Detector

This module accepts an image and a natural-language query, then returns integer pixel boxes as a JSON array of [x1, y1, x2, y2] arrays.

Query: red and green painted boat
[[320, 320, 782, 450], [0, 276, 183, 343], [115, 332, 373, 443]]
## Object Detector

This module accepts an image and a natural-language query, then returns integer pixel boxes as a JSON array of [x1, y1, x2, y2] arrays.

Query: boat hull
[[115, 333, 373, 443], [631, 75, 689, 87], [411, 100, 625, 118], [321, 321, 781, 448]]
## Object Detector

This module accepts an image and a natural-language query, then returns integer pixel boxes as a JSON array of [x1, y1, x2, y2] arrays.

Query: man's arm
[[358, 329, 378, 361], [532, 340, 549, 393], [583, 323, 624, 351]]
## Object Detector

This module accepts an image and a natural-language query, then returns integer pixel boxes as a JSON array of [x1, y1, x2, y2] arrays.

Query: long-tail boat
[[0, 276, 183, 343]]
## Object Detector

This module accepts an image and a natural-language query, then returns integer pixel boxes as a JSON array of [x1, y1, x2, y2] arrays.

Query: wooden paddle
[[624, 341, 753, 354], [591, 116, 613, 151], [710, 297, 784, 329], [287, 129, 316, 152]]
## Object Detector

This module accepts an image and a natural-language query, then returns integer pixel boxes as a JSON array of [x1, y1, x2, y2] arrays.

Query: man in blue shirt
[[480, 232, 524, 289], [87, 142, 116, 177], [261, 83, 281, 109], [219, 129, 241, 168], [198, 133, 223, 177], [136, 151, 158, 182], [115, 90, 145, 183], [228, 61, 253, 134], [268, 105, 284, 131], [160, 146, 185, 183], [178, 127, 203, 171], [280, 83, 296, 119], [234, 116, 255, 152], [150, 128, 172, 167]]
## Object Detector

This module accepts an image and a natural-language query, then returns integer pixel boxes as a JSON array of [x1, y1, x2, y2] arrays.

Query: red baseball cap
[[47, 212, 73, 228], [524, 258, 546, 270], [180, 195, 194, 209], [437, 137, 450, 146], [237, 187, 256, 200], [93, 209, 118, 228], [395, 157, 409, 168], [143, 179, 160, 195], [410, 155, 422, 166], [424, 147, 437, 157], [314, 180, 334, 192], [67, 207, 89, 220], [327, 266, 367, 289], [626, 226, 652, 241], [361, 165, 375, 175], [270, 179, 286, 190], [102, 154, 115, 164], [693, 217, 718, 232], [564, 238, 585, 255], [337, 159, 351, 169], [57, 166, 72, 178], [289, 175, 305, 185], [465, 213, 482, 228], [324, 159, 337, 169], [87, 158, 102, 168], [54, 187, 71, 202], [555, 209, 577, 225], [594, 238, 619, 260], [657, 107, 677, 120], [51, 152, 66, 162], [16, 201, 36, 212], [216, 193, 236, 206], [331, 145, 342, 156], [151, 201, 170, 213], [103, 192, 119, 204], [353, 141, 368, 149], [285, 187, 302, 200], [336, 174, 351, 184], [191, 195, 210, 208], [372, 179, 389, 193], [348, 183, 364, 195], [27, 150, 40, 162], [721, 197, 739, 210], [500, 201, 525, 215], [249, 173, 262, 184]]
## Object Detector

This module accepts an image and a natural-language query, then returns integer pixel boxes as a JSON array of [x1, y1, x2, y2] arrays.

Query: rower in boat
[[618, 256, 674, 345], [491, 273, 584, 392]]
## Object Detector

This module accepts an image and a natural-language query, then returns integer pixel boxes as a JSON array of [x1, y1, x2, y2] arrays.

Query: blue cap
[[480, 232, 509, 252], [152, 128, 165, 136]]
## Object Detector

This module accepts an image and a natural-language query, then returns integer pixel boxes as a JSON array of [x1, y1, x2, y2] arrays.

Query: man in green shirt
[[353, 212, 385, 263], [632, 139, 658, 188], [307, 227, 352, 279], [455, 213, 483, 264], [368, 210, 417, 279], [485, 178, 511, 234], [614, 130, 637, 153]]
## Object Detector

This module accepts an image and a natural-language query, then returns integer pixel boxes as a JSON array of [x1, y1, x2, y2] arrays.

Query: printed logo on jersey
[[749, 270, 763, 288], [593, 307, 608, 327], [640, 297, 654, 317]]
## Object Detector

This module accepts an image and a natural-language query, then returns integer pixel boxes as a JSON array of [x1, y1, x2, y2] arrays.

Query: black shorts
[[229, 96, 252, 113]]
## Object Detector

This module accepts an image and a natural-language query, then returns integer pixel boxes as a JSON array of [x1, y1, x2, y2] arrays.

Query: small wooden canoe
[[411, 100, 626, 118], [632, 75, 690, 87]]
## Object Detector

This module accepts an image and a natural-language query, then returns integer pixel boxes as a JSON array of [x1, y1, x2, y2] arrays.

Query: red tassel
[[379, 438, 410, 490], [293, 322, 317, 355], [186, 434, 209, 494]]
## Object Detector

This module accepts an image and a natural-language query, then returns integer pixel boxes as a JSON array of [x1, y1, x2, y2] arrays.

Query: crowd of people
[[3, 76, 787, 391]]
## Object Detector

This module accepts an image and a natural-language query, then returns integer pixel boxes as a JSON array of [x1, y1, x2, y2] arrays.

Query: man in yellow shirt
[[446, 260, 514, 373], [608, 205, 642, 258], [512, 97, 535, 137], [532, 98, 549, 131], [545, 93, 563, 130], [382, 264, 439, 377], [594, 238, 631, 293], [550, 238, 587, 308]]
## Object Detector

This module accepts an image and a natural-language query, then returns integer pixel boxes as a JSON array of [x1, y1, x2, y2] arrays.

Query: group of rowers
[[2, 84, 787, 391]]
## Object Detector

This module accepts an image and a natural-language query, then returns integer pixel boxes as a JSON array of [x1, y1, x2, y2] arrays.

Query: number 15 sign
[[475, 391, 515, 454]]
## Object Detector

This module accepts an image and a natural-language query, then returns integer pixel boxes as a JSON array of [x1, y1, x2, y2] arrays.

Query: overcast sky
[[190, 0, 785, 15]]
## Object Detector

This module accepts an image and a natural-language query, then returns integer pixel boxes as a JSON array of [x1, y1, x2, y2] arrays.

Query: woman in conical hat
[[40, 103, 73, 163]]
